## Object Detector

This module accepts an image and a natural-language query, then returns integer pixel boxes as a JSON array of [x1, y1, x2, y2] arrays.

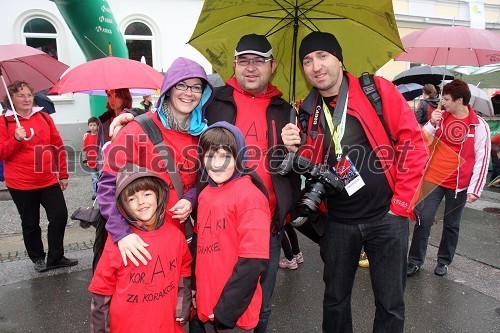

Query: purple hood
[[155, 57, 214, 136]]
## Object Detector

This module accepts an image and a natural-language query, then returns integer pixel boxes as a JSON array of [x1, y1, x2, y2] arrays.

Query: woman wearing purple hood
[[97, 57, 214, 266]]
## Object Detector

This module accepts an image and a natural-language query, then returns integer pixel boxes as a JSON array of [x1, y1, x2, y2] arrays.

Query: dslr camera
[[278, 152, 345, 218]]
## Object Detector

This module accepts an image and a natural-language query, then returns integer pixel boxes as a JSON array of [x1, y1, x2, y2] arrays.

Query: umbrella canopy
[[207, 73, 225, 88], [394, 26, 500, 67], [393, 65, 454, 86], [188, 0, 404, 101], [34, 92, 56, 114], [396, 83, 423, 101], [48, 56, 163, 95], [442, 80, 494, 117], [0, 44, 69, 99]]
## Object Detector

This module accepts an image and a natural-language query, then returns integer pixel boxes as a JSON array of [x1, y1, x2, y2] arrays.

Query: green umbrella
[[188, 0, 404, 102]]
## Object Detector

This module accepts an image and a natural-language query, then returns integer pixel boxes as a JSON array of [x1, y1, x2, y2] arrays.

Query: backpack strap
[[134, 114, 183, 197], [134, 114, 194, 241], [359, 73, 396, 144]]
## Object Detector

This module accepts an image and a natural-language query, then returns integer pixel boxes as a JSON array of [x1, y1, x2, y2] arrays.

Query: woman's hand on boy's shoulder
[[170, 199, 192, 222], [117, 233, 151, 266]]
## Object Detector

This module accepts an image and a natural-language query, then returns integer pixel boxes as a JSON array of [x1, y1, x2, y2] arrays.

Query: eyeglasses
[[13, 94, 34, 99], [234, 57, 273, 67], [174, 82, 203, 93]]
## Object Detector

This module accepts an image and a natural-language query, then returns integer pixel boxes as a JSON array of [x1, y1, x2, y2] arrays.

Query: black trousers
[[8, 183, 68, 266]]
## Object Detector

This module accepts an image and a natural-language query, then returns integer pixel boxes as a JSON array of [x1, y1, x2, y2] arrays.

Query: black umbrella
[[396, 83, 423, 101], [34, 92, 56, 114], [393, 65, 454, 86]]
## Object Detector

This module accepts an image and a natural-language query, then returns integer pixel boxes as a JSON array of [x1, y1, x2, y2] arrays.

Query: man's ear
[[271, 59, 278, 74]]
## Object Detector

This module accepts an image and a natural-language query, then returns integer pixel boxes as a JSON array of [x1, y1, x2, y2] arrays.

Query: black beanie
[[299, 31, 343, 63]]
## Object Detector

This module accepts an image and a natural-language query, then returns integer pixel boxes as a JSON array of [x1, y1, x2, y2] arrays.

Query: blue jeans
[[254, 229, 283, 333], [408, 183, 467, 266], [90, 169, 99, 195], [320, 213, 409, 333]]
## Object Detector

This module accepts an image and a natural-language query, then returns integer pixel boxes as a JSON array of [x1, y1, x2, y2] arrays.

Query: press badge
[[332, 156, 365, 196]]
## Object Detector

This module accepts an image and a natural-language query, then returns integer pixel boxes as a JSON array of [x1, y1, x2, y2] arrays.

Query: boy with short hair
[[89, 164, 192, 333], [82, 117, 99, 200], [196, 122, 270, 332]]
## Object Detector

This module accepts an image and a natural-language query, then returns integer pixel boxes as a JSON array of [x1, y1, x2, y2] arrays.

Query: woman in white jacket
[[407, 79, 491, 277]]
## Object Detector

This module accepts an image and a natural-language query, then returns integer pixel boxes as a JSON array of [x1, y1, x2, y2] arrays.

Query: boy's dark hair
[[87, 117, 99, 125], [118, 176, 167, 229], [199, 127, 244, 172], [443, 79, 471, 105]]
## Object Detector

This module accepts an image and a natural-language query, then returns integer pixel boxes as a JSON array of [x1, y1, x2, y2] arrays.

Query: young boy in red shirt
[[196, 122, 271, 332], [89, 164, 192, 332], [82, 117, 99, 200]]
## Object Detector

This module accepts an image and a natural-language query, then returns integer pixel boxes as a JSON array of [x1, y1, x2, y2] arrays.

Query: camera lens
[[297, 182, 325, 215]]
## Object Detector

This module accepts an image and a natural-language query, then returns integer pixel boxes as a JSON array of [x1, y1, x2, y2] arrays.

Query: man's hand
[[59, 179, 68, 191], [109, 113, 135, 141], [466, 193, 479, 203], [170, 199, 192, 222], [281, 123, 301, 153], [14, 127, 27, 141], [117, 233, 152, 266]]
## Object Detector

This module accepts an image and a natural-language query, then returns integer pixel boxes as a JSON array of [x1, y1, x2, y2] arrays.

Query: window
[[23, 18, 58, 59], [124, 22, 153, 66]]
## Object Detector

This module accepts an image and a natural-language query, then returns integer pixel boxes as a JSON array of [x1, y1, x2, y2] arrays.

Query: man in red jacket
[[282, 32, 428, 333], [0, 80, 77, 273]]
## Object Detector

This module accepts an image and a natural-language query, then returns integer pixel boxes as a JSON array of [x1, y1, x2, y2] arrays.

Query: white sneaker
[[279, 257, 298, 270], [294, 252, 304, 264]]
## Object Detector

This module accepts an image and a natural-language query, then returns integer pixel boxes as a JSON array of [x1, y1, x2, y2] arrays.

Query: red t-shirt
[[233, 91, 277, 218], [82, 132, 99, 169], [195, 176, 270, 329], [89, 223, 192, 333], [425, 114, 470, 189]]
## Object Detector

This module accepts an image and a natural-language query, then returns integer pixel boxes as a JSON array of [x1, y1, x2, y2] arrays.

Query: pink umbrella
[[0, 44, 69, 140], [48, 56, 163, 95], [394, 26, 500, 67]]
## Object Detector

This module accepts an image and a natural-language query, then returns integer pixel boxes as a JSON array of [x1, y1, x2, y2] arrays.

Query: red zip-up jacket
[[422, 106, 490, 197], [0, 110, 68, 190], [298, 73, 428, 219]]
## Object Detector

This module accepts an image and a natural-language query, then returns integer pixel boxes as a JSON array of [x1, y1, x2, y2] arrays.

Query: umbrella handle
[[24, 128, 35, 141]]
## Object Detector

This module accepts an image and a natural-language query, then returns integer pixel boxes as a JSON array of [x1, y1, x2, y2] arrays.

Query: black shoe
[[407, 262, 420, 277], [34, 259, 48, 273], [47, 257, 78, 270], [91, 194, 97, 200], [434, 263, 448, 276]]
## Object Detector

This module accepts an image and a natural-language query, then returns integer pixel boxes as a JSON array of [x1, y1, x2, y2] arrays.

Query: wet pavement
[[0, 165, 499, 332]]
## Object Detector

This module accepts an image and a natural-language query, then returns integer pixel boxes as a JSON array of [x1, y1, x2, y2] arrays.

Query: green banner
[[53, 0, 129, 116]]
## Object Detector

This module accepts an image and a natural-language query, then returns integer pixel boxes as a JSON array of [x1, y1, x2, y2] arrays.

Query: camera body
[[278, 153, 345, 216]]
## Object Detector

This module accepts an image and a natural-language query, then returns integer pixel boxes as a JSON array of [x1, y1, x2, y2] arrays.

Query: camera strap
[[322, 76, 349, 160]]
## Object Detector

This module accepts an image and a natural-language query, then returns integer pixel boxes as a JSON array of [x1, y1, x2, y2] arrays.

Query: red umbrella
[[0, 44, 68, 100], [49, 57, 163, 95], [394, 26, 500, 67], [0, 44, 69, 140]]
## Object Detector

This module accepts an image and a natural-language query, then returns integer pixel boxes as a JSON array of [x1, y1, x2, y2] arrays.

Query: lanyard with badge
[[321, 77, 365, 196]]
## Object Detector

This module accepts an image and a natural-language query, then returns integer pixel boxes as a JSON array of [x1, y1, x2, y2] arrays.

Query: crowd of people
[[0, 30, 493, 333]]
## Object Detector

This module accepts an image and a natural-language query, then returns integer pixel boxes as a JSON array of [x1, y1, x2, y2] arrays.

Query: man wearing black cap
[[203, 33, 299, 333], [282, 31, 428, 332]]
